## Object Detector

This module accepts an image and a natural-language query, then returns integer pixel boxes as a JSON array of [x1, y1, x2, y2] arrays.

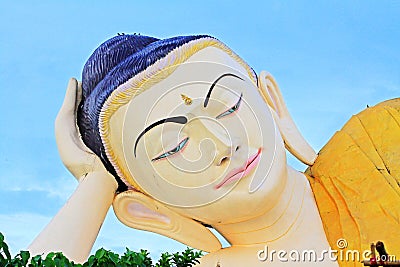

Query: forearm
[[28, 171, 118, 262]]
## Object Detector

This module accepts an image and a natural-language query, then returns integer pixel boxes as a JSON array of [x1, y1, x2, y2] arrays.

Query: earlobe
[[257, 71, 317, 165], [113, 190, 222, 252]]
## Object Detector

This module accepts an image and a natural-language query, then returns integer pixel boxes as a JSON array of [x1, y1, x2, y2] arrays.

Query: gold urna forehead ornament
[[181, 94, 193, 105]]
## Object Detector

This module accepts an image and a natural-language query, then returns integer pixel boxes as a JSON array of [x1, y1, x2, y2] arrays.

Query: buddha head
[[78, 34, 316, 252]]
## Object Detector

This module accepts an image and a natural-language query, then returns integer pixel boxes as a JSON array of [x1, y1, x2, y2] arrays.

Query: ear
[[113, 190, 222, 252], [257, 71, 317, 165]]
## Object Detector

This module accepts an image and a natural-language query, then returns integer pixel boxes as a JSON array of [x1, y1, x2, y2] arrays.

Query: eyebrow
[[134, 116, 188, 157], [203, 73, 244, 108]]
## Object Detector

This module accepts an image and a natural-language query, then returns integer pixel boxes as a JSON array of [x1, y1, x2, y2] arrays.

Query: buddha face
[[114, 47, 287, 225]]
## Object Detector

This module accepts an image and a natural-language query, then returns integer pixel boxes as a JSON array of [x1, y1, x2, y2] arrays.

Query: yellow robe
[[305, 98, 400, 267]]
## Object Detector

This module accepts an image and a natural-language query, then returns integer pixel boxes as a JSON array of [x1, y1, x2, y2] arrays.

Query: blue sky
[[0, 0, 399, 260]]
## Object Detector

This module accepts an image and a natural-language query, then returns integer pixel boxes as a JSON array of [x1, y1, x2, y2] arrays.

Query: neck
[[213, 166, 328, 249]]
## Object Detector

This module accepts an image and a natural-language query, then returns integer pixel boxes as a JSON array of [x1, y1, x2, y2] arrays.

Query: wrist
[[82, 170, 118, 193], [28, 168, 117, 262]]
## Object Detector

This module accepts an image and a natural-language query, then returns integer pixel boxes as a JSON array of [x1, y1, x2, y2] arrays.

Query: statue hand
[[29, 78, 117, 260], [55, 78, 108, 181]]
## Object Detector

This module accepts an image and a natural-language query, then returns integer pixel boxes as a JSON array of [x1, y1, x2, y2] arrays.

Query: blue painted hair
[[78, 34, 212, 191]]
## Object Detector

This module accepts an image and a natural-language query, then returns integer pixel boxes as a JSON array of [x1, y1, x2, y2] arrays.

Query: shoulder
[[305, 98, 400, 258], [307, 97, 400, 181]]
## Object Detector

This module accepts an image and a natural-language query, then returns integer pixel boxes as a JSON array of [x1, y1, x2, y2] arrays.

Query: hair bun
[[82, 34, 159, 99]]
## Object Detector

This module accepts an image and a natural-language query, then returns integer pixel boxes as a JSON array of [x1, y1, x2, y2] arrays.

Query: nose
[[185, 117, 241, 166], [195, 120, 240, 166], [216, 143, 240, 166]]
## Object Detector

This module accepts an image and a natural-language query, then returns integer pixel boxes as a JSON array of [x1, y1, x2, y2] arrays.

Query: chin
[[221, 146, 288, 222]]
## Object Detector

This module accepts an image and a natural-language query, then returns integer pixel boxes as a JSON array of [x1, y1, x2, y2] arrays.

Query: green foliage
[[0, 232, 202, 267]]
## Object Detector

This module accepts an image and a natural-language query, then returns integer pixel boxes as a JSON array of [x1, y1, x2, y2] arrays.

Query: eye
[[216, 93, 243, 119], [151, 137, 189, 162]]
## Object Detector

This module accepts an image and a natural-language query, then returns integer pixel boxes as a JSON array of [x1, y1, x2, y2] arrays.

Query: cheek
[[150, 158, 222, 188], [221, 101, 265, 147]]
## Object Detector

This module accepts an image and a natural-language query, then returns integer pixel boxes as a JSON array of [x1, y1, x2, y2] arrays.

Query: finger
[[55, 79, 94, 179], [59, 78, 79, 117], [76, 81, 83, 114], [56, 78, 90, 150], [55, 78, 78, 140]]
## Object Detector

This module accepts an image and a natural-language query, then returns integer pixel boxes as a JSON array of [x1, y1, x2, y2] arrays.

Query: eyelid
[[216, 93, 243, 119], [151, 137, 190, 162]]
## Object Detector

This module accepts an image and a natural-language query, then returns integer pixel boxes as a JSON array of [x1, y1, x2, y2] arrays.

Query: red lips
[[215, 148, 262, 189]]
